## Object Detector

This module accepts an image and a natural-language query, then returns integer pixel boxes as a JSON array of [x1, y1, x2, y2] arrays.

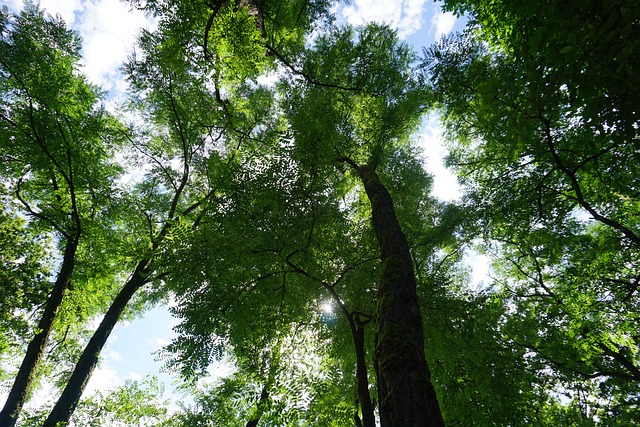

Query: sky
[[2, 0, 486, 413]]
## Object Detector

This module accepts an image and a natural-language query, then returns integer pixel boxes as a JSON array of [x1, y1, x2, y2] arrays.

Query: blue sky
[[3, 0, 482, 411]]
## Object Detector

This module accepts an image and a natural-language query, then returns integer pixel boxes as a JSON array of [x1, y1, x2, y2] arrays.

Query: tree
[[0, 5, 124, 425], [425, 0, 640, 422], [0, 200, 52, 365], [161, 22, 450, 426], [19, 376, 169, 427], [160, 133, 381, 425], [167, 322, 357, 427], [35, 1, 341, 423], [40, 23, 232, 426], [281, 24, 444, 426]]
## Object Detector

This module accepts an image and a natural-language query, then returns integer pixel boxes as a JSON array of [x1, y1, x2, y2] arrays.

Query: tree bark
[[42, 261, 149, 427], [0, 238, 78, 427], [356, 165, 444, 427]]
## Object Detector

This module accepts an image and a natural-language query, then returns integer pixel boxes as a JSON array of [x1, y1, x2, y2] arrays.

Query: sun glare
[[321, 302, 333, 314]]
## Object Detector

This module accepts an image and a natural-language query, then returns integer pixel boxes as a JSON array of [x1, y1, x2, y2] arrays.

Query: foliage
[[0, 203, 52, 366], [6, 0, 640, 425], [169, 326, 355, 426], [126, 0, 334, 85], [18, 376, 169, 427], [425, 0, 640, 423], [0, 5, 127, 420]]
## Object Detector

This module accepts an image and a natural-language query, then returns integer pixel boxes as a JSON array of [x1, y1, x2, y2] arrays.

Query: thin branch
[[0, 111, 18, 127], [46, 325, 70, 357], [598, 344, 640, 381], [203, 0, 227, 60], [265, 44, 361, 92], [333, 256, 378, 290], [15, 175, 70, 239], [166, 77, 191, 221], [511, 339, 640, 382], [118, 126, 177, 189], [542, 120, 640, 248]]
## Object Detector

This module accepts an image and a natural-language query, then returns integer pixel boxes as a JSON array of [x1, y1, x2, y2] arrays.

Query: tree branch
[[542, 120, 640, 248], [265, 44, 361, 92]]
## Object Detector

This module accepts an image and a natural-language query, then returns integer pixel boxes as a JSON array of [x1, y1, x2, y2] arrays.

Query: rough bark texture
[[0, 239, 78, 427], [357, 165, 444, 427], [42, 262, 149, 427]]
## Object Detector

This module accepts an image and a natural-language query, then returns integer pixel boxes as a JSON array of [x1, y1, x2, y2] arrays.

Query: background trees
[[426, 0, 640, 423], [279, 24, 445, 425], [0, 5, 124, 426]]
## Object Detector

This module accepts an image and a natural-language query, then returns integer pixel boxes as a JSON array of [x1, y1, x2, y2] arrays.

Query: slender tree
[[41, 25, 229, 426], [0, 5, 123, 426]]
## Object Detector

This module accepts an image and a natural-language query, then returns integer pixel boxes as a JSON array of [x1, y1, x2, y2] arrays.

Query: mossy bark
[[357, 165, 444, 427]]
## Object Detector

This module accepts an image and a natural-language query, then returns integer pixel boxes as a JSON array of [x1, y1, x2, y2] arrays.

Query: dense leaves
[[425, 0, 640, 423], [2, 0, 640, 426], [0, 5, 126, 426]]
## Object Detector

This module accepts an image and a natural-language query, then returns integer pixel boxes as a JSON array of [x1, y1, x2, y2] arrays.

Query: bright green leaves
[[0, 2, 125, 330], [282, 24, 426, 178], [20, 376, 170, 427], [0, 6, 132, 426], [0, 207, 52, 358], [127, 0, 334, 86], [0, 3, 123, 239], [0, 2, 81, 105], [205, 3, 268, 83], [169, 324, 356, 426], [74, 376, 169, 427], [428, 0, 640, 423]]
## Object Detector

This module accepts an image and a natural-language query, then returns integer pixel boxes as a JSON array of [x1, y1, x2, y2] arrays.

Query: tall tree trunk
[[353, 323, 376, 427], [42, 261, 149, 427], [245, 385, 269, 427], [0, 238, 78, 427], [356, 165, 444, 427], [324, 279, 376, 426]]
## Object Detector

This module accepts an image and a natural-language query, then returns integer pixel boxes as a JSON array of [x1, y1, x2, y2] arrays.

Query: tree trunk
[[356, 165, 444, 427], [326, 279, 376, 426], [42, 262, 149, 427], [353, 324, 376, 427], [245, 385, 269, 427], [0, 239, 78, 427]]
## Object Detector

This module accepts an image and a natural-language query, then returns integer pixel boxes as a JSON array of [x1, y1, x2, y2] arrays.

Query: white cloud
[[84, 363, 124, 395], [147, 336, 169, 350], [417, 115, 462, 202], [126, 372, 142, 381], [76, 0, 154, 93], [105, 349, 124, 363], [4, 0, 80, 27], [10, 0, 154, 97], [431, 9, 457, 39], [205, 358, 235, 381], [4, 0, 27, 13], [464, 250, 491, 289], [256, 70, 281, 87], [341, 0, 427, 39], [27, 0, 83, 25], [23, 380, 57, 410]]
